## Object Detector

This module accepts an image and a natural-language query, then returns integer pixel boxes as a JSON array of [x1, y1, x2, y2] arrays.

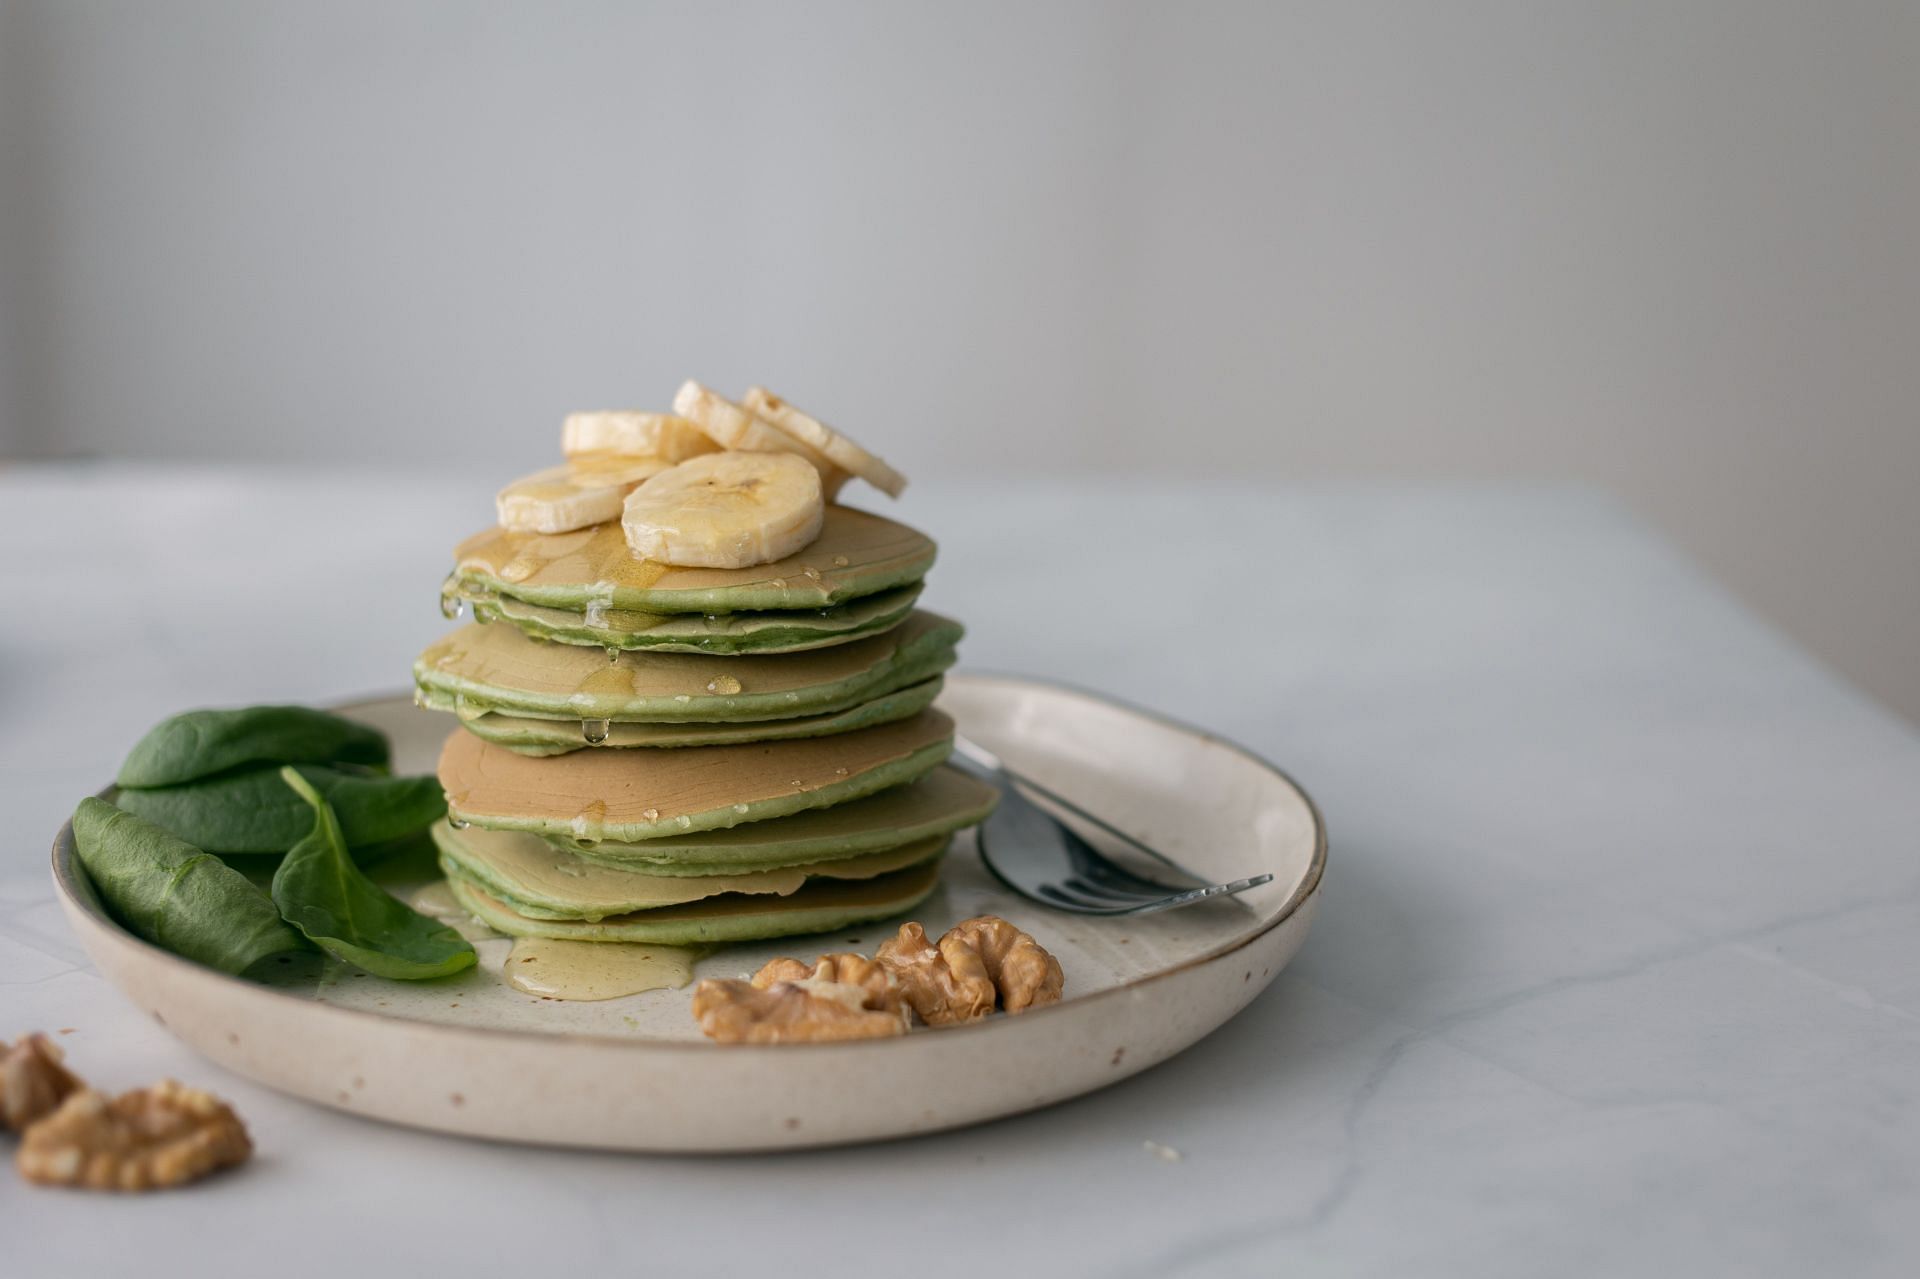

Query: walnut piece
[[877, 915, 1065, 1025], [943, 916, 1065, 1014], [16, 1079, 252, 1191], [873, 922, 995, 1024], [1, 1033, 85, 1133], [693, 957, 910, 1045], [752, 952, 904, 1014]]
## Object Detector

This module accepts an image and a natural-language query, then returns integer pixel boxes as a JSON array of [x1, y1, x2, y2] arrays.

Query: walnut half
[[752, 952, 904, 1014], [694, 955, 911, 1044], [16, 1079, 252, 1191], [1, 1033, 84, 1133], [877, 916, 1065, 1025]]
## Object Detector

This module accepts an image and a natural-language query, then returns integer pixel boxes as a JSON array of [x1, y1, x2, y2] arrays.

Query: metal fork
[[951, 735, 1274, 916]]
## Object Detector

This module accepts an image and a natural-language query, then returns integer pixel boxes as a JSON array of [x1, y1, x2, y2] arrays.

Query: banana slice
[[497, 456, 673, 534], [672, 381, 850, 499], [622, 451, 825, 568], [562, 411, 717, 463], [744, 387, 907, 498]]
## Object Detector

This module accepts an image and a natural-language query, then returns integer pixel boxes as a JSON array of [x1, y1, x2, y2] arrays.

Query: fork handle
[[950, 735, 1006, 775], [952, 735, 1200, 879]]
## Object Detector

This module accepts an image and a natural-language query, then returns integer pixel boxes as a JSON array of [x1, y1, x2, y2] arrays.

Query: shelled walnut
[[1, 1033, 84, 1132], [752, 953, 904, 1015], [877, 916, 1065, 1025], [16, 1078, 252, 1191], [872, 923, 995, 1024], [692, 916, 1064, 1042], [693, 962, 911, 1044]]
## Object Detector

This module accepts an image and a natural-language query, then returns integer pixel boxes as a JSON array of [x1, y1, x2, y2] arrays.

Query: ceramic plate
[[51, 674, 1325, 1152]]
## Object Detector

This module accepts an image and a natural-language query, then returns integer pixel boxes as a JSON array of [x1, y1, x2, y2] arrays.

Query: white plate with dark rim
[[50, 673, 1325, 1153]]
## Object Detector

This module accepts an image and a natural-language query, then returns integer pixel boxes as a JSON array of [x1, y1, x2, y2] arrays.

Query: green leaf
[[116, 706, 390, 788], [70, 798, 306, 975], [115, 765, 445, 853], [271, 768, 476, 980]]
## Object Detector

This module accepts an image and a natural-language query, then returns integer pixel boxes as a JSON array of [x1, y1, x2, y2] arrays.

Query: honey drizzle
[[503, 939, 699, 1001]]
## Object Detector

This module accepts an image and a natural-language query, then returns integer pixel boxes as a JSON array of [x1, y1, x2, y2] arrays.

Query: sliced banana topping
[[745, 387, 907, 498], [497, 456, 675, 534], [561, 411, 717, 464], [672, 381, 850, 499], [622, 450, 825, 569]]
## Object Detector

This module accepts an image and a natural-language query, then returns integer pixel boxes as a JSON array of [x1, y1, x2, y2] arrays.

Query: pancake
[[452, 505, 935, 613], [562, 766, 999, 872], [474, 583, 922, 654], [431, 821, 946, 921], [431, 678, 945, 755], [445, 857, 944, 945], [438, 709, 955, 843], [416, 610, 959, 723]]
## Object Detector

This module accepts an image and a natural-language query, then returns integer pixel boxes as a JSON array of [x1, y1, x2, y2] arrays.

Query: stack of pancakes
[[416, 460, 995, 946]]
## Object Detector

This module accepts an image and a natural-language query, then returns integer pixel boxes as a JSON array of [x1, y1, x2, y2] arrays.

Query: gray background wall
[[3, 1, 1916, 720]]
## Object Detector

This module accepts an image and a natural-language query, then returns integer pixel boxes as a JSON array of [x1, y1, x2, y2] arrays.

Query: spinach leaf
[[114, 765, 445, 853], [116, 706, 390, 788], [70, 798, 306, 975], [271, 768, 475, 980]]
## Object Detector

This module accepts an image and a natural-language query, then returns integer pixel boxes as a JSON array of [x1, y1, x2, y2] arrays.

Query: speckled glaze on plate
[[50, 674, 1326, 1153]]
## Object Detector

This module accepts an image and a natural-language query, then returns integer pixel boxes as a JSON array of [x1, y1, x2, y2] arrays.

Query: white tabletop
[[4, 464, 1917, 1276]]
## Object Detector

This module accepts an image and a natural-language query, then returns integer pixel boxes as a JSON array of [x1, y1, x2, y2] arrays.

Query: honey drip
[[504, 939, 699, 1001], [570, 798, 609, 841], [577, 663, 637, 698]]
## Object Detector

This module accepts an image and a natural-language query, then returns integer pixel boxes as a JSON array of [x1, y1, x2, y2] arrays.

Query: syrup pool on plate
[[504, 938, 699, 1001]]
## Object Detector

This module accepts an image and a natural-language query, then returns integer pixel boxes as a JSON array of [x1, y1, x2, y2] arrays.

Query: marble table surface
[[3, 464, 1916, 1276]]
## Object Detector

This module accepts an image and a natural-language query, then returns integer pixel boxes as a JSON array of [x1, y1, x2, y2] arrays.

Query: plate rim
[[51, 671, 1327, 1054]]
